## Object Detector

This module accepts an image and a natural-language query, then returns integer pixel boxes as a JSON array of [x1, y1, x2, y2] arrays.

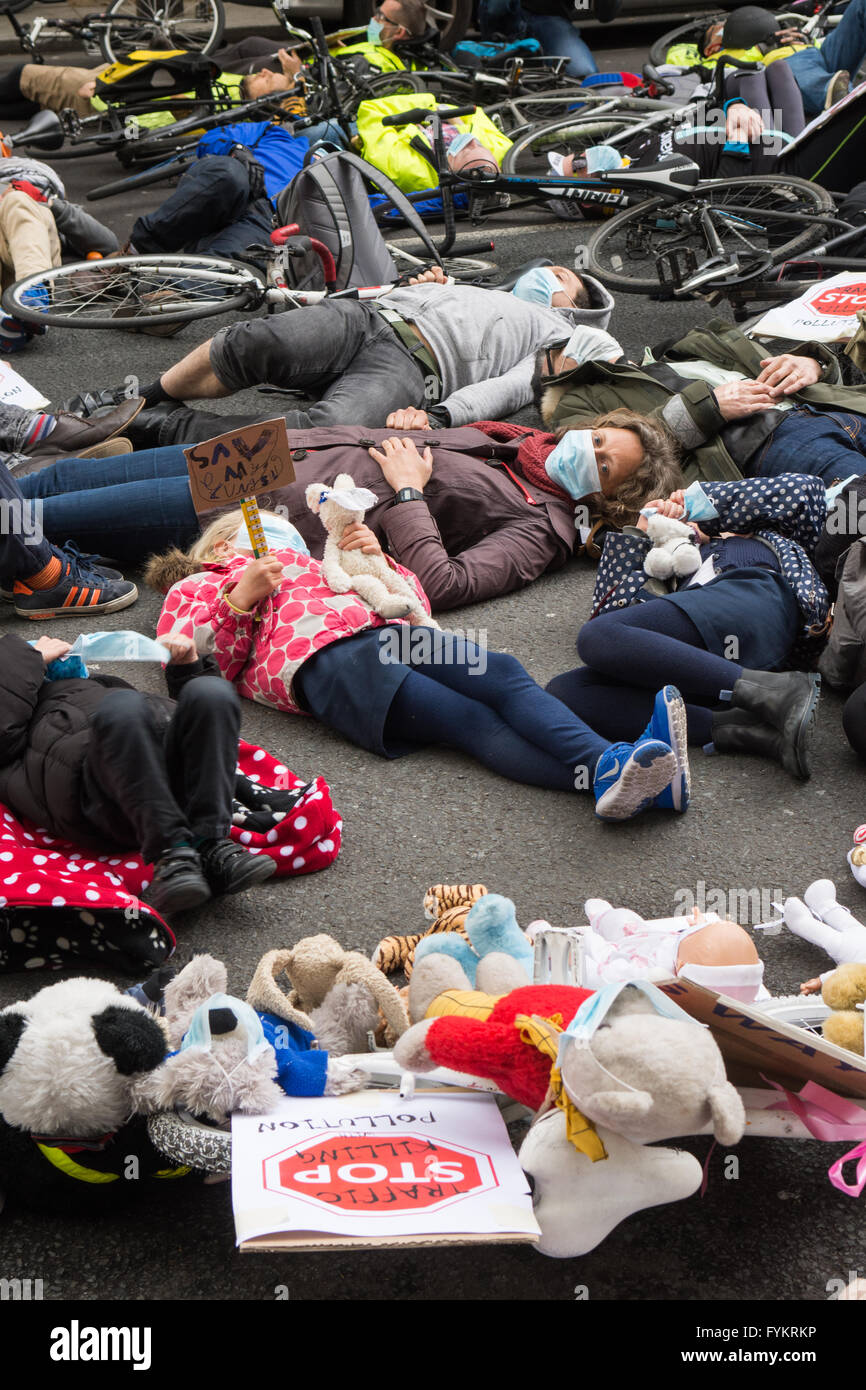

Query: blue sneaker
[[593, 736, 678, 822], [18, 283, 49, 336], [642, 685, 690, 812]]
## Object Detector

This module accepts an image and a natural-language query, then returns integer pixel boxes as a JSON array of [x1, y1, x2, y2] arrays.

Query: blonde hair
[[144, 508, 288, 593]]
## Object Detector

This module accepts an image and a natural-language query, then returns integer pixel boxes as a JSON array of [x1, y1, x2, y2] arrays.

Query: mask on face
[[512, 266, 561, 307], [544, 429, 601, 500], [233, 515, 310, 556], [366, 17, 384, 43]]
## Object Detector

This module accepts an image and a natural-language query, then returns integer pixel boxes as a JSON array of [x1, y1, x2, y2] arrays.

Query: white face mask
[[232, 515, 309, 556]]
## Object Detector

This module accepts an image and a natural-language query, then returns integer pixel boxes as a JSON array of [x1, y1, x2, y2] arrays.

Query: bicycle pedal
[[655, 245, 697, 291]]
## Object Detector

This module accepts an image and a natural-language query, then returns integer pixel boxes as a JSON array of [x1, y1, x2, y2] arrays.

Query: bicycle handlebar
[[381, 104, 476, 126]]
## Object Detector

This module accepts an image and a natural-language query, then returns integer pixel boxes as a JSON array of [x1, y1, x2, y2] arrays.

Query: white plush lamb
[[643, 510, 701, 582], [306, 473, 439, 627]]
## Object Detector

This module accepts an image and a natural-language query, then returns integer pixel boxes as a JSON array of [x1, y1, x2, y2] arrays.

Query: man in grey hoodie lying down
[[65, 264, 615, 447]]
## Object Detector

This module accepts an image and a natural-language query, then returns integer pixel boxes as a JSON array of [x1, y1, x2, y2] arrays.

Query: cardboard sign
[[750, 273, 866, 342], [231, 1089, 539, 1251], [0, 360, 49, 410], [184, 418, 295, 514], [658, 975, 866, 1099]]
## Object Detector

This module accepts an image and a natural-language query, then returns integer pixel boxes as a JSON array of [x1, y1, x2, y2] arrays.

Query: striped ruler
[[240, 496, 268, 558]]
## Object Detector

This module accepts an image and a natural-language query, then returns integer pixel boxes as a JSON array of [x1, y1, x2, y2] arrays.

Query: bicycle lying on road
[[0, 0, 225, 65]]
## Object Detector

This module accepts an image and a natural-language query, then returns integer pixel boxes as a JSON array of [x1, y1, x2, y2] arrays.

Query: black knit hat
[[721, 6, 779, 47]]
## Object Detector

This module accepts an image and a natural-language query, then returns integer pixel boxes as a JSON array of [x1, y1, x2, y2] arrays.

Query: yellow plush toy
[[822, 963, 866, 1054]]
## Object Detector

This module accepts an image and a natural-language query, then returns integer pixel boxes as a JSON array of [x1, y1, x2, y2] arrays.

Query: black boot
[[722, 669, 820, 780]]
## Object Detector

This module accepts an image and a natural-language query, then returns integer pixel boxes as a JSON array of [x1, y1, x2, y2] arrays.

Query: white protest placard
[[0, 359, 49, 409], [749, 273, 866, 342], [231, 1089, 539, 1251]]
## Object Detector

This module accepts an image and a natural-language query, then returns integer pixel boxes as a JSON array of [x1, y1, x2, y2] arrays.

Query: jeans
[[144, 301, 429, 445], [755, 406, 866, 485], [785, 0, 866, 115], [132, 156, 275, 260], [382, 633, 610, 790], [0, 455, 52, 581], [523, 13, 598, 78], [80, 677, 241, 863], [16, 445, 199, 560]]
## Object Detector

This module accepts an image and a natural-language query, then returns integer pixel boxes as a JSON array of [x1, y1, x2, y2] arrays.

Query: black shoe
[[145, 846, 212, 917], [127, 401, 185, 449], [724, 670, 821, 780], [199, 838, 278, 896], [62, 387, 130, 417], [12, 547, 137, 620]]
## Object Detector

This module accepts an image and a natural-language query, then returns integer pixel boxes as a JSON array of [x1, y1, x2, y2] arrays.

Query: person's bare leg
[[160, 339, 231, 401]]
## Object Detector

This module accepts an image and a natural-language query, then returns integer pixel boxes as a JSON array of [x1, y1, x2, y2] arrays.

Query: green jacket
[[542, 318, 866, 483]]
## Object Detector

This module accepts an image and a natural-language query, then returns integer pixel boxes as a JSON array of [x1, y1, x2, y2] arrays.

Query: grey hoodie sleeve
[[50, 198, 119, 258], [434, 355, 538, 427]]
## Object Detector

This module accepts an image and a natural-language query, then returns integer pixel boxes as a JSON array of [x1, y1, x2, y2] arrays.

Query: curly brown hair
[[557, 407, 685, 528]]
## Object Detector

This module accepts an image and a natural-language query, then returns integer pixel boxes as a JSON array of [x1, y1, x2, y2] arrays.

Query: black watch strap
[[393, 487, 425, 505]]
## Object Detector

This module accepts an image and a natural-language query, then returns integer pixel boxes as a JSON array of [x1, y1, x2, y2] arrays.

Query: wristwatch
[[392, 487, 425, 505]]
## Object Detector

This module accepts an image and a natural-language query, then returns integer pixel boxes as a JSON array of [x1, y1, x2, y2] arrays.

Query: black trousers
[[80, 677, 241, 864]]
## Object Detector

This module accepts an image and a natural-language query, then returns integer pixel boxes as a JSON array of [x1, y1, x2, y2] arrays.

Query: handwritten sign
[[184, 418, 296, 513], [231, 1090, 538, 1251]]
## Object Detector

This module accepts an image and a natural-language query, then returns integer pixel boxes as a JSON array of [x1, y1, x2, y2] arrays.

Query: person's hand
[[277, 47, 303, 79], [725, 103, 764, 142], [228, 555, 285, 611], [77, 78, 97, 98], [384, 407, 430, 431], [667, 489, 686, 509], [369, 436, 434, 492], [648, 497, 686, 519], [32, 637, 71, 664], [712, 379, 778, 419], [800, 976, 823, 995], [406, 265, 448, 285], [338, 522, 383, 557], [164, 633, 199, 665], [756, 353, 822, 396], [775, 25, 808, 45]]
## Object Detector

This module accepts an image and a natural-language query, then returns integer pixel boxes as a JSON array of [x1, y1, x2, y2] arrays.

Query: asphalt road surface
[[0, 20, 860, 1313]]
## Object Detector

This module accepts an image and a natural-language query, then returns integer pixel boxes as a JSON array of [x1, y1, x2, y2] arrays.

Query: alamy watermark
[[377, 624, 488, 673], [673, 880, 784, 927], [0, 497, 43, 546]]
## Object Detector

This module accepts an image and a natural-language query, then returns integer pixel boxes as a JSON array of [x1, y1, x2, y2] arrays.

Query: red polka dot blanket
[[0, 741, 341, 975]]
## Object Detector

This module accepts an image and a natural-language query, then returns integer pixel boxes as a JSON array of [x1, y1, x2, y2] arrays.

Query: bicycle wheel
[[342, 67, 430, 116], [502, 112, 651, 177], [2, 254, 264, 330], [99, 0, 225, 62], [586, 175, 835, 296], [750, 994, 831, 1038], [648, 8, 814, 66]]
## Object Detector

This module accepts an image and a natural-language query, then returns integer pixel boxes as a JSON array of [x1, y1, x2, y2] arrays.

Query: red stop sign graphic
[[263, 1131, 496, 1214], [808, 282, 866, 316]]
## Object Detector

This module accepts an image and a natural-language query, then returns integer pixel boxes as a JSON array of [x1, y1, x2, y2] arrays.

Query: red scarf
[[470, 420, 570, 503]]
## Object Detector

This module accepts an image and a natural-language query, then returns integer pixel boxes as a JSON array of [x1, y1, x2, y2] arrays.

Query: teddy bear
[[0, 970, 198, 1212], [643, 510, 702, 582], [819, 962, 866, 1054], [393, 898, 745, 1256], [305, 473, 439, 626]]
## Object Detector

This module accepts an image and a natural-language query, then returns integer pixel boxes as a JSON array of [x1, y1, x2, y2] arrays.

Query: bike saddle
[[597, 154, 701, 191], [9, 108, 63, 153], [493, 257, 554, 292]]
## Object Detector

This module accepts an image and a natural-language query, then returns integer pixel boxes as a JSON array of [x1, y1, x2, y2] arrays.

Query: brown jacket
[[195, 425, 577, 611]]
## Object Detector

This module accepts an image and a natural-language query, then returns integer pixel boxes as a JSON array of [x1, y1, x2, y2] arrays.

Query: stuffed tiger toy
[[374, 883, 488, 979]]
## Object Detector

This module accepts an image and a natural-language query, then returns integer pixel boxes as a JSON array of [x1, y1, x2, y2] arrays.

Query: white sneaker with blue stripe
[[642, 685, 690, 812], [593, 736, 678, 822]]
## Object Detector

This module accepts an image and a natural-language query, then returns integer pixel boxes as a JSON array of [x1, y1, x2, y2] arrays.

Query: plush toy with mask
[[306, 472, 439, 626], [0, 971, 196, 1212], [642, 511, 702, 581]]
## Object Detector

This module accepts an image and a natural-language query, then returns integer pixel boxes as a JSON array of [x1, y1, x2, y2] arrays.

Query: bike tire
[[648, 7, 820, 67], [749, 994, 831, 1037], [98, 0, 226, 63], [585, 175, 835, 296], [2, 253, 264, 329], [427, 0, 472, 51], [342, 67, 429, 116], [502, 112, 651, 177]]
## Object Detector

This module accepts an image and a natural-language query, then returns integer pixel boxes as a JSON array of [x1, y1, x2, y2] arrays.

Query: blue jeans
[[754, 406, 866, 484], [785, 0, 866, 115], [16, 446, 198, 561], [132, 156, 275, 260], [524, 14, 598, 78]]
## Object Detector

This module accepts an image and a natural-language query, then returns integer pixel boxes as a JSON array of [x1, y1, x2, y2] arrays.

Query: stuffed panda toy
[[0, 975, 196, 1212]]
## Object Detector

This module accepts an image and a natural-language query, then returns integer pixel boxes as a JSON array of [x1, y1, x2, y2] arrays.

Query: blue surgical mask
[[585, 144, 624, 175], [681, 481, 719, 523], [512, 266, 561, 307], [545, 429, 600, 500], [366, 17, 384, 43], [447, 130, 475, 156], [233, 515, 309, 556], [68, 631, 170, 662]]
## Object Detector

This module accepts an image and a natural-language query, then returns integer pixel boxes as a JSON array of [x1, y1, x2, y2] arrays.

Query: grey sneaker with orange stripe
[[12, 549, 137, 619]]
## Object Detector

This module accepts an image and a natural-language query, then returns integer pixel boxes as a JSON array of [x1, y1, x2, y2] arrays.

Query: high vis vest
[[356, 91, 512, 193], [330, 39, 410, 72]]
